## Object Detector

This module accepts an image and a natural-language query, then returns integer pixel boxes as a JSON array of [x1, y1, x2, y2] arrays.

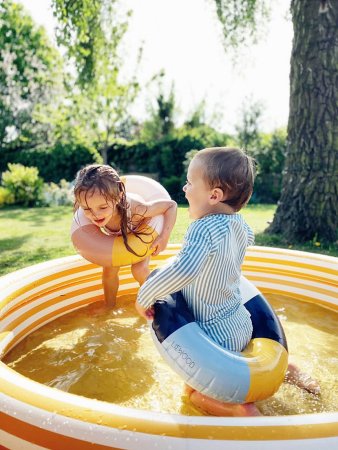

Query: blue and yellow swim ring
[[151, 275, 288, 404]]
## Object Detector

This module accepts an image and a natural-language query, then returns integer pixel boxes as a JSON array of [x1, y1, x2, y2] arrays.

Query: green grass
[[171, 204, 277, 241], [0, 205, 336, 277]]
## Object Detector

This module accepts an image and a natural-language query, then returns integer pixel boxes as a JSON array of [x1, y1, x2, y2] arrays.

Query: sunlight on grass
[[170, 204, 276, 242], [0, 204, 336, 277], [0, 206, 75, 275]]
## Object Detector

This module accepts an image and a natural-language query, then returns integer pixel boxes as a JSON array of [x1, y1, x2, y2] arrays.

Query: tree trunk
[[101, 145, 108, 165], [268, 0, 338, 243]]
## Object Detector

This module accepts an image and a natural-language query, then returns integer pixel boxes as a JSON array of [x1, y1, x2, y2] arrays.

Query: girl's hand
[[151, 235, 168, 256], [135, 300, 154, 320]]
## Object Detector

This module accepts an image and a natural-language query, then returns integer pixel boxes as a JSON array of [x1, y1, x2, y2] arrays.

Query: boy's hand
[[135, 300, 154, 320]]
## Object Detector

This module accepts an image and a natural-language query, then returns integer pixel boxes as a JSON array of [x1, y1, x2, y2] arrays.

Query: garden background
[[0, 0, 337, 277]]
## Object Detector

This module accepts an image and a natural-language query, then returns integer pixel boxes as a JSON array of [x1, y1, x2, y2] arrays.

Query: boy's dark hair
[[195, 147, 256, 211]]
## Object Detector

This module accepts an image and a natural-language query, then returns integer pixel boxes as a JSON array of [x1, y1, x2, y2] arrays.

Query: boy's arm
[[136, 224, 211, 311]]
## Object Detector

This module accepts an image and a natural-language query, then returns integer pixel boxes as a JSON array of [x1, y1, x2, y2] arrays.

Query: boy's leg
[[102, 266, 120, 307], [131, 257, 151, 286], [285, 362, 320, 395]]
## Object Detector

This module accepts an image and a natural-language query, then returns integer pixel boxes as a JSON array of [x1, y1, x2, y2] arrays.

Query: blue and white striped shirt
[[137, 213, 254, 351]]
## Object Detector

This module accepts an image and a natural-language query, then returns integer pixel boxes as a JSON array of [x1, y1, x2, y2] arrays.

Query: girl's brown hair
[[195, 147, 256, 211], [73, 164, 151, 257]]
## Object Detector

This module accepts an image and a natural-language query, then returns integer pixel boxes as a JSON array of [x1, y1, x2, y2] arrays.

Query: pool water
[[4, 293, 337, 416]]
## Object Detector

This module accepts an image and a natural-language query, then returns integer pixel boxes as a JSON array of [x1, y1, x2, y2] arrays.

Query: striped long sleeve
[[137, 222, 211, 309]]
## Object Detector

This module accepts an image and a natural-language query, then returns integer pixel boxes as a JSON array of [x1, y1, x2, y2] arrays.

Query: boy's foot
[[285, 363, 321, 395], [183, 384, 195, 396], [188, 389, 262, 417]]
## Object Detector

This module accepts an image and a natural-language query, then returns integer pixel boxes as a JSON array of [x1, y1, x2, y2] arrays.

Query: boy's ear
[[209, 188, 224, 204]]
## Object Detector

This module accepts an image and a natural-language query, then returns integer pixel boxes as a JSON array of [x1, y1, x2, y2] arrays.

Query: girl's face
[[78, 189, 117, 227], [183, 157, 212, 220]]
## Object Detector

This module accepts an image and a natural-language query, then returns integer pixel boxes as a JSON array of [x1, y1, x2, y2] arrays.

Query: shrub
[[42, 142, 102, 182], [1, 163, 43, 206], [1, 142, 102, 183], [0, 186, 15, 207], [249, 130, 286, 203], [41, 179, 74, 206], [162, 175, 186, 203]]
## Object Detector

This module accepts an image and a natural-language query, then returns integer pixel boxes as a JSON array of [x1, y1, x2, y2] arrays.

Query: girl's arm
[[132, 198, 178, 255]]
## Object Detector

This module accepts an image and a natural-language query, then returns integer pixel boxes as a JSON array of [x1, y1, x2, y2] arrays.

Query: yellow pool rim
[[0, 245, 337, 450]]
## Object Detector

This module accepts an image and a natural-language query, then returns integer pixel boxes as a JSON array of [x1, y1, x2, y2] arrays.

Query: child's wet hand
[[135, 301, 154, 320], [151, 236, 168, 256]]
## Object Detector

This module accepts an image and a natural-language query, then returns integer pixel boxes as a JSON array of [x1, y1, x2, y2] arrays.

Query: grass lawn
[[0, 204, 336, 277]]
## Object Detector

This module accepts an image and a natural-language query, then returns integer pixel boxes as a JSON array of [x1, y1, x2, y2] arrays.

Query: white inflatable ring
[[0, 246, 337, 449], [150, 275, 288, 403], [71, 175, 170, 267]]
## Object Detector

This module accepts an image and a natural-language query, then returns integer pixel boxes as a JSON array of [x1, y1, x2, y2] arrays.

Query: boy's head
[[192, 147, 256, 212]]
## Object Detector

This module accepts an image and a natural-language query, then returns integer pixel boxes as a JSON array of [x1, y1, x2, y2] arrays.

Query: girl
[[73, 164, 177, 306]]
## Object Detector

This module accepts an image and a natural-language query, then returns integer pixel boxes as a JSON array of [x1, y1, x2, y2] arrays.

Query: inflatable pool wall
[[0, 245, 337, 449]]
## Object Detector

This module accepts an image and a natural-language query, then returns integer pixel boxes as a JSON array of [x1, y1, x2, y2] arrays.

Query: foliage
[[0, 186, 14, 207], [1, 141, 102, 183], [213, 0, 338, 243], [51, 0, 141, 163], [107, 125, 230, 201], [184, 100, 208, 129], [52, 0, 129, 87], [108, 126, 229, 177], [161, 176, 185, 203], [235, 99, 263, 151], [140, 84, 177, 142], [183, 149, 199, 173], [213, 0, 270, 48], [250, 129, 286, 203], [0, 0, 64, 152], [1, 163, 43, 206], [72, 63, 140, 164], [254, 129, 286, 174], [181, 127, 286, 204], [41, 179, 74, 206]]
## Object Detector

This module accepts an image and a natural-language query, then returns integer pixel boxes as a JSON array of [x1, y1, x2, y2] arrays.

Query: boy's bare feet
[[184, 386, 261, 417], [285, 363, 320, 395]]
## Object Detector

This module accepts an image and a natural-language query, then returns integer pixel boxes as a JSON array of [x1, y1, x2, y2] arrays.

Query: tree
[[49, 0, 337, 242], [52, 0, 126, 87], [0, 0, 64, 153], [267, 1, 337, 243], [51, 0, 141, 163], [214, 0, 337, 243], [69, 52, 140, 164], [141, 82, 177, 142], [235, 99, 263, 151]]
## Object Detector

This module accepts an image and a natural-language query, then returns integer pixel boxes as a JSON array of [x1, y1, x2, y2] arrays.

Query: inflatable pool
[[0, 246, 337, 449]]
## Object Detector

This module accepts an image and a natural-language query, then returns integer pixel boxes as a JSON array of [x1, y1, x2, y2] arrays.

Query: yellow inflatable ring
[[0, 246, 337, 449], [71, 175, 171, 267]]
